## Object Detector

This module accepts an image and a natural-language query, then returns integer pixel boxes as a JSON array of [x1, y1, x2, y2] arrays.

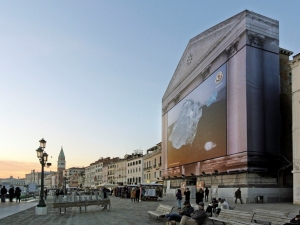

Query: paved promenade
[[0, 195, 300, 225]]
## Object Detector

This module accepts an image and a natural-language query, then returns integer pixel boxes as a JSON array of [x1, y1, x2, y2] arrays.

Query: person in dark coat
[[135, 186, 140, 202], [1, 186, 8, 202], [235, 187, 243, 204], [196, 189, 201, 204], [8, 186, 15, 202], [165, 201, 194, 222], [59, 189, 64, 196], [15, 187, 21, 202], [184, 188, 190, 202], [204, 187, 209, 202], [55, 188, 60, 197], [44, 188, 48, 200], [180, 202, 207, 225]]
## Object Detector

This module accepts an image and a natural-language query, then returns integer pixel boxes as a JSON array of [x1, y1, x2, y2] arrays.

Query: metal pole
[[37, 157, 46, 207]]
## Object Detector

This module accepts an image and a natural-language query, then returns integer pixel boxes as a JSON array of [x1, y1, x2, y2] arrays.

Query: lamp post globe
[[39, 138, 46, 149]]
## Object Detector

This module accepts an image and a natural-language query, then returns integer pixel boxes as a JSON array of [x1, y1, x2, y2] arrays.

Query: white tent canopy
[[97, 182, 117, 188]]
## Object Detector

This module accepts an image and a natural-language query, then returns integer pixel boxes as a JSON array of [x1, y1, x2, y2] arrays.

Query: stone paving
[[1, 195, 300, 225]]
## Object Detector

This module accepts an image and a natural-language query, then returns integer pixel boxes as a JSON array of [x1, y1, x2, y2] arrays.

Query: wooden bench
[[52, 199, 111, 214], [147, 204, 174, 219], [252, 209, 291, 225], [252, 208, 290, 217], [209, 209, 258, 225]]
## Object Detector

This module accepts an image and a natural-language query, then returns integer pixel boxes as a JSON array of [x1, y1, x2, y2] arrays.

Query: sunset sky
[[1, 1, 299, 179]]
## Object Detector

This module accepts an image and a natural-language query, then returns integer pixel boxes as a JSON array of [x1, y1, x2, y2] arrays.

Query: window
[[139, 160, 141, 164]]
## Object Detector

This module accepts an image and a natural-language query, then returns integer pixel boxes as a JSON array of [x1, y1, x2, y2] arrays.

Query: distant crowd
[[1, 185, 22, 203]]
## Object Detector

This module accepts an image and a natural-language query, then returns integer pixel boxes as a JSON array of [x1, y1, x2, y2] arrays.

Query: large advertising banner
[[167, 64, 227, 168]]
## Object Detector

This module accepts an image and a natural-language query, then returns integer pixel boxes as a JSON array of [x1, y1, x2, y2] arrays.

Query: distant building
[[290, 53, 300, 204], [143, 143, 162, 183], [127, 150, 143, 185], [115, 157, 128, 185], [25, 170, 55, 187], [64, 167, 85, 188], [1, 176, 25, 187]]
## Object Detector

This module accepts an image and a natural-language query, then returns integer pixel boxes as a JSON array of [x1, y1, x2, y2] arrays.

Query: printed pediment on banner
[[163, 11, 246, 101]]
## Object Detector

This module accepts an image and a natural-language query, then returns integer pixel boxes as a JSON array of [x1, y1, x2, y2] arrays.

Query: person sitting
[[284, 215, 300, 225], [179, 202, 207, 225], [220, 198, 229, 210], [165, 201, 194, 222], [205, 202, 214, 217]]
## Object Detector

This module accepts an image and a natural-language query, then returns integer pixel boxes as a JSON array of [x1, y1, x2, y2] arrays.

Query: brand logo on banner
[[215, 71, 223, 84]]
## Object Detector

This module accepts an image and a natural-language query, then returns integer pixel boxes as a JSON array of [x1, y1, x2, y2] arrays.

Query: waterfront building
[[114, 157, 128, 185], [162, 10, 293, 202], [57, 147, 66, 188]]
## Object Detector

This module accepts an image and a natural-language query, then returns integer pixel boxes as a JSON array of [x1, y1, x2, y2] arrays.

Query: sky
[[1, 0, 299, 179]]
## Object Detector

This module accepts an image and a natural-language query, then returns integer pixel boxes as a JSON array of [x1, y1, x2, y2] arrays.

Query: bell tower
[[57, 146, 66, 187]]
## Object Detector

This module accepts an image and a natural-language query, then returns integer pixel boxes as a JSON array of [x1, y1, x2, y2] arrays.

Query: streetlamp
[[35, 138, 51, 215]]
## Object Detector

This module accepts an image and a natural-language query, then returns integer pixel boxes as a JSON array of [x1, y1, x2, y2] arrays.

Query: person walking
[[130, 188, 136, 202], [204, 187, 209, 202], [44, 188, 48, 200], [15, 187, 21, 202], [184, 188, 190, 202], [176, 189, 182, 209], [235, 187, 243, 204], [8, 186, 15, 202], [1, 186, 7, 202], [135, 186, 140, 202]]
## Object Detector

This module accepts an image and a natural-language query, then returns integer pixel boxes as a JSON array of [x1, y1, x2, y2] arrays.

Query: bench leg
[[65, 207, 66, 214], [79, 207, 81, 213]]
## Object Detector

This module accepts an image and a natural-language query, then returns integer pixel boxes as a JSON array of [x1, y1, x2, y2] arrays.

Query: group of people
[[167, 187, 244, 224], [130, 187, 141, 202], [1, 186, 22, 203], [164, 200, 207, 225], [175, 187, 210, 210]]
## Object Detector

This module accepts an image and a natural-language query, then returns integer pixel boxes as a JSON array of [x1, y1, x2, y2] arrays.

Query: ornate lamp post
[[35, 138, 51, 215]]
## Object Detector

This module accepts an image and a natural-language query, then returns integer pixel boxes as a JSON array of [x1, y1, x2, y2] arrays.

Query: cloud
[[204, 141, 216, 151], [0, 160, 43, 179]]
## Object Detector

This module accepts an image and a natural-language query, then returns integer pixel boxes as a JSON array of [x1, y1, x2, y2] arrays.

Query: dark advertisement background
[[167, 64, 227, 168]]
